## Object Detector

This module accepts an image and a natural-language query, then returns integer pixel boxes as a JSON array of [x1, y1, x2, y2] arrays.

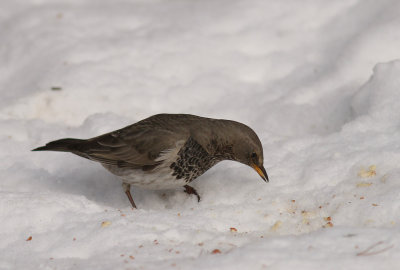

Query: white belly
[[120, 166, 188, 189], [100, 141, 190, 189], [101, 160, 189, 190]]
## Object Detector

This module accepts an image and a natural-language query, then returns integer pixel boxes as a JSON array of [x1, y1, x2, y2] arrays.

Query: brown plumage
[[33, 114, 268, 208]]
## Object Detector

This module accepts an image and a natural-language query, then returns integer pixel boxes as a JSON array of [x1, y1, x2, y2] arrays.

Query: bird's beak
[[252, 164, 269, 182]]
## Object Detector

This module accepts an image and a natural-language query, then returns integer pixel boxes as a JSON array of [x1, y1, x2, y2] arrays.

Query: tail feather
[[32, 138, 84, 152]]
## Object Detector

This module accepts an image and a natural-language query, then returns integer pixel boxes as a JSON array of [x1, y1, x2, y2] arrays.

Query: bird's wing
[[72, 126, 188, 169]]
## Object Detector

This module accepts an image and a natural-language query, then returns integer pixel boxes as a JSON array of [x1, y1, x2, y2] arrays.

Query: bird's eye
[[251, 152, 257, 159]]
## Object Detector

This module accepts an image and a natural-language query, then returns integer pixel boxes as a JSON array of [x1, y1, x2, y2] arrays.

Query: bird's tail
[[32, 138, 84, 152]]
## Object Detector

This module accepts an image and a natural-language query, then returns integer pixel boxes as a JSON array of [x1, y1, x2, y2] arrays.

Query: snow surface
[[1, 0, 400, 269]]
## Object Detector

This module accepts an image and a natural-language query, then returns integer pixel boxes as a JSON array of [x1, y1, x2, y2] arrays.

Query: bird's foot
[[123, 183, 137, 209], [184, 185, 201, 202]]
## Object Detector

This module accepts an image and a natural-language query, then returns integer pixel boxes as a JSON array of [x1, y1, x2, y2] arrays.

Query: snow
[[1, 0, 400, 269]]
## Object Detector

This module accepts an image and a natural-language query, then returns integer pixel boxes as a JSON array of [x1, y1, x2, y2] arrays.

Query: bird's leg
[[122, 183, 137, 209], [184, 185, 201, 202]]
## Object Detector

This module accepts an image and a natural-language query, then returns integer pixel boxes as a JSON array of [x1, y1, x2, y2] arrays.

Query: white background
[[1, 0, 400, 269]]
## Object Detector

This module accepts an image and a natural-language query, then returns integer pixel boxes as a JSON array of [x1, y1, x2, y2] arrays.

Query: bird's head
[[230, 123, 269, 182]]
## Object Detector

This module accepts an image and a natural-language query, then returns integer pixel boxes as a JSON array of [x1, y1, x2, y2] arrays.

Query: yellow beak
[[252, 164, 269, 182]]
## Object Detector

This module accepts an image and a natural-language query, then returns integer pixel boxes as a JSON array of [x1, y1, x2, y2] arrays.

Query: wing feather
[[72, 125, 188, 169]]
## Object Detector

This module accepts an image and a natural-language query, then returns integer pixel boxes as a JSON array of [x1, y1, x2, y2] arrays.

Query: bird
[[33, 114, 268, 208]]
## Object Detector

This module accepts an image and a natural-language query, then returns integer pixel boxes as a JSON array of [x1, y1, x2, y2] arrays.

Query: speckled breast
[[169, 137, 220, 183]]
